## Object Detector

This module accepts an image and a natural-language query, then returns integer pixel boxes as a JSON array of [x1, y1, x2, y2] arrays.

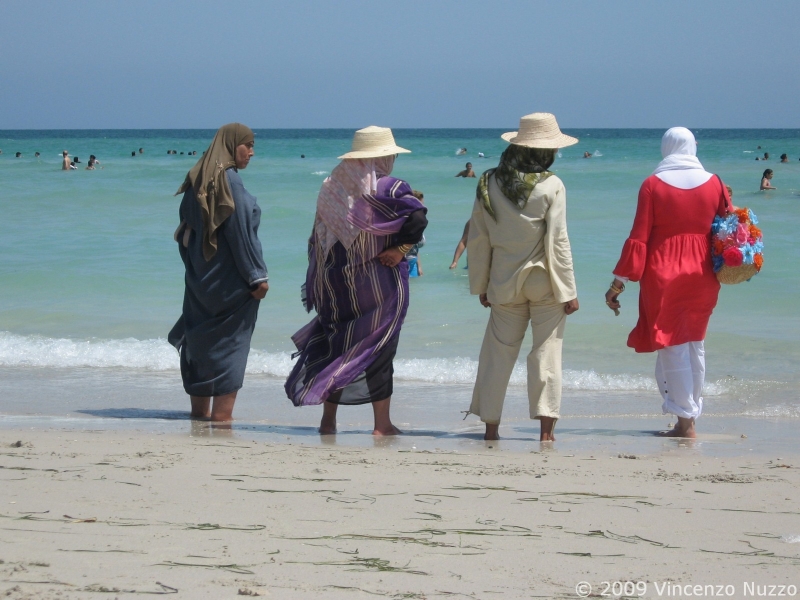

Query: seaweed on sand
[[289, 556, 428, 575], [155, 560, 256, 574]]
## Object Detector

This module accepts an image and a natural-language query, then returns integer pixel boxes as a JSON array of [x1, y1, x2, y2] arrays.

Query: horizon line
[[3, 126, 800, 131]]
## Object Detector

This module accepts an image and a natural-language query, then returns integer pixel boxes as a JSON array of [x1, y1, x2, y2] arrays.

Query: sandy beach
[[3, 0, 800, 595], [1, 428, 798, 599]]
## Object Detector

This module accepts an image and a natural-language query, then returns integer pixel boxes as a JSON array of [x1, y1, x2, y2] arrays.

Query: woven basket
[[717, 264, 758, 285]]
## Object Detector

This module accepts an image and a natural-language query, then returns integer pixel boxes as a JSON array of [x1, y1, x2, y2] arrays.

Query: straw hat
[[338, 126, 411, 159], [501, 112, 578, 148]]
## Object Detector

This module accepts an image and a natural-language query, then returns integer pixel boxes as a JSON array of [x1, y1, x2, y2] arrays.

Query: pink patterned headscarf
[[314, 156, 396, 255]]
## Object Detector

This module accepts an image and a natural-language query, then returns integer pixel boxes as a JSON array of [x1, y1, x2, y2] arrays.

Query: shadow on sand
[[77, 408, 191, 420]]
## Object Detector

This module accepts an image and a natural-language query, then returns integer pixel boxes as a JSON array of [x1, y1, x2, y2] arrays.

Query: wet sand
[[2, 367, 799, 458]]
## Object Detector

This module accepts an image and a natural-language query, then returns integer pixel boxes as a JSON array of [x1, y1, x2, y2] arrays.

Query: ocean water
[[1, 129, 799, 446]]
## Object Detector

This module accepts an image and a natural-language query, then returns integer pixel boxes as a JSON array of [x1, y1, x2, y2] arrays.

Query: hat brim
[[337, 145, 411, 160], [501, 131, 579, 148]]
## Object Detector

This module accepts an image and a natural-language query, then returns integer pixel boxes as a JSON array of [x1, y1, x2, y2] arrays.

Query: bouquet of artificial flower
[[711, 207, 763, 285]]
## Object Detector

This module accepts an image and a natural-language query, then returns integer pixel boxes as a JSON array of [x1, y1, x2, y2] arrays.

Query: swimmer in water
[[62, 150, 71, 171], [450, 221, 470, 269], [455, 162, 476, 178], [456, 147, 467, 155], [583, 151, 592, 158], [760, 169, 776, 190]]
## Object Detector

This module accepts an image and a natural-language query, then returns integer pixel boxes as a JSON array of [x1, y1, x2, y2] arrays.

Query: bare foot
[[371, 397, 399, 436], [656, 425, 680, 437], [373, 424, 402, 436], [318, 420, 337, 435], [208, 414, 233, 423], [656, 417, 696, 438], [539, 417, 557, 442], [208, 392, 237, 422], [656, 426, 697, 438], [190, 395, 211, 419], [484, 423, 500, 440], [319, 400, 338, 435]]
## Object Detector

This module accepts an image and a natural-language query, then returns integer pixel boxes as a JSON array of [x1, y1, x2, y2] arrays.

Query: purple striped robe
[[285, 177, 425, 406]]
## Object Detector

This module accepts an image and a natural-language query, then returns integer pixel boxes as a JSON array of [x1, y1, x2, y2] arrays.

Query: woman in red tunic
[[606, 127, 732, 438]]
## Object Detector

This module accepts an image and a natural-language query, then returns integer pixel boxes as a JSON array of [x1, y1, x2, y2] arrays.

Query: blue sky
[[2, 0, 798, 129]]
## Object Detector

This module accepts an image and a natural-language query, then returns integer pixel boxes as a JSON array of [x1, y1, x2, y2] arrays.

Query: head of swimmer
[[235, 141, 255, 170]]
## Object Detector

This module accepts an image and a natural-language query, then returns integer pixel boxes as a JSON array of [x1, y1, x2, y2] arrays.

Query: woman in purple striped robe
[[285, 127, 426, 435]]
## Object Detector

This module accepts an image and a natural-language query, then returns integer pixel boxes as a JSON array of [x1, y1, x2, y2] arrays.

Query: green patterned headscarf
[[477, 145, 556, 220]]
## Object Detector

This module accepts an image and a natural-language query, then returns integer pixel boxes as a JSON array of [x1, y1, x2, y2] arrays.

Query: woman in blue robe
[[168, 123, 268, 421]]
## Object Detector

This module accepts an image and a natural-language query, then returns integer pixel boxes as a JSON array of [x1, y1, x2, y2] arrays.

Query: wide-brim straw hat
[[338, 126, 411, 159], [501, 112, 578, 148]]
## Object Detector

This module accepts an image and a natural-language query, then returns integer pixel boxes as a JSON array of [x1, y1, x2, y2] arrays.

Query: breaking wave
[[0, 332, 739, 395]]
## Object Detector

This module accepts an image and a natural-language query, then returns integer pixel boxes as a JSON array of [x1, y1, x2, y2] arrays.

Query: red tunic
[[614, 175, 732, 353]]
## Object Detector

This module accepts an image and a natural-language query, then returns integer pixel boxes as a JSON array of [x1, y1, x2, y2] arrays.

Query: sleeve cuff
[[613, 238, 647, 282], [469, 281, 489, 295], [249, 274, 269, 287]]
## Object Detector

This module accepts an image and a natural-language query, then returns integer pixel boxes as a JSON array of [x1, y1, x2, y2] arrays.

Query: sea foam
[[0, 331, 731, 394]]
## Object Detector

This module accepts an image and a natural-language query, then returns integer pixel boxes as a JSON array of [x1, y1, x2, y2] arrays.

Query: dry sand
[[0, 428, 798, 599]]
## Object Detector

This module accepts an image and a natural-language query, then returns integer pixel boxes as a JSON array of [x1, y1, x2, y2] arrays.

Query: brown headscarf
[[176, 123, 255, 261]]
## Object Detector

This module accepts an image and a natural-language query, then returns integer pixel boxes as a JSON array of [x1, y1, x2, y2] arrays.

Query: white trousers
[[470, 268, 566, 424], [655, 341, 705, 420]]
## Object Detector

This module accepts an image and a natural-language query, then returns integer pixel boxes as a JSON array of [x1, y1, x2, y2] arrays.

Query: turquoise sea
[[1, 129, 799, 454]]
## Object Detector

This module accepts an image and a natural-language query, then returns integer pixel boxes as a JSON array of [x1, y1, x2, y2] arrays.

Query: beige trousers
[[469, 268, 566, 425]]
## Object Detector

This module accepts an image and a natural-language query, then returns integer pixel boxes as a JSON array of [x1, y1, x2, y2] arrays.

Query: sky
[[2, 0, 799, 129]]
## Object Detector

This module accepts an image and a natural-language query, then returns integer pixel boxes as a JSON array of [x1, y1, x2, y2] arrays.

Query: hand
[[479, 293, 491, 308], [377, 247, 405, 268], [251, 281, 269, 300], [605, 288, 621, 314], [564, 298, 580, 315]]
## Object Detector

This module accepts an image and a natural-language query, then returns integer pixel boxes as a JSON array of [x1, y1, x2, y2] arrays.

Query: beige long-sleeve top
[[467, 174, 577, 305]]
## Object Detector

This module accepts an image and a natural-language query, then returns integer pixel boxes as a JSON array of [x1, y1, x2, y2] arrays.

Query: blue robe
[[169, 168, 268, 397]]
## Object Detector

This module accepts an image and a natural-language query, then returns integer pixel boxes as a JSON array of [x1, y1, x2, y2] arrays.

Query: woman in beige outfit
[[467, 113, 579, 441]]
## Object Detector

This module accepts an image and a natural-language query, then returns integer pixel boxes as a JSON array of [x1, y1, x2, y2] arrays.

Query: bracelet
[[609, 281, 625, 294], [397, 244, 412, 254]]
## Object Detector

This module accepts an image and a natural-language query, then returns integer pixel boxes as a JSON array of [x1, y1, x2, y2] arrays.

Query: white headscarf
[[652, 127, 713, 189]]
